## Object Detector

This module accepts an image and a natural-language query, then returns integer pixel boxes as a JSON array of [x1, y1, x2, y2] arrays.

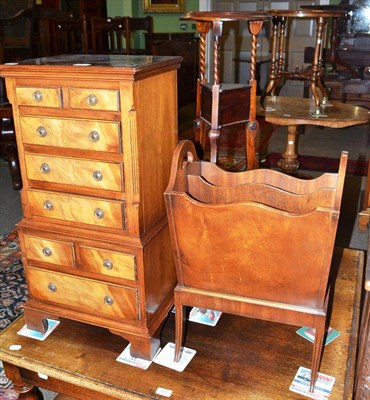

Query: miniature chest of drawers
[[0, 54, 181, 359]]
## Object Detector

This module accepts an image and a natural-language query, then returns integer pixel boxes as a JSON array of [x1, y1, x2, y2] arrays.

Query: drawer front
[[27, 267, 139, 321], [27, 190, 126, 229], [25, 154, 123, 191], [22, 234, 75, 268], [70, 88, 119, 111], [20, 117, 121, 153], [16, 87, 62, 108], [79, 245, 136, 281]]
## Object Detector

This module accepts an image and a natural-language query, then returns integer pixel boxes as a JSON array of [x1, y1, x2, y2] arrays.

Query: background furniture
[[51, 16, 88, 55], [1, 246, 363, 399], [165, 140, 347, 392], [0, 0, 36, 190], [126, 16, 153, 55], [91, 16, 129, 54], [90, 16, 154, 55], [151, 32, 199, 108], [261, 9, 346, 115], [0, 54, 181, 360]]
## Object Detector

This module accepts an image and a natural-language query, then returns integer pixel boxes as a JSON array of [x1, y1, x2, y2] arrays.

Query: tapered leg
[[277, 125, 301, 173], [310, 318, 326, 392], [174, 293, 185, 362]]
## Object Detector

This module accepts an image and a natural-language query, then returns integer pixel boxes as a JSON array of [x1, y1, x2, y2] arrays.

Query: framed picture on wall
[[143, 0, 184, 13]]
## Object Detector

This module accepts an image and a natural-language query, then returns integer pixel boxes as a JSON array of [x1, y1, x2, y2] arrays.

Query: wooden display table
[[261, 9, 346, 115], [0, 248, 363, 399], [257, 96, 370, 173]]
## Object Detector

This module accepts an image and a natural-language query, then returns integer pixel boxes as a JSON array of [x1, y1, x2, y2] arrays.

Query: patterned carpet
[[0, 231, 27, 399], [0, 230, 28, 332]]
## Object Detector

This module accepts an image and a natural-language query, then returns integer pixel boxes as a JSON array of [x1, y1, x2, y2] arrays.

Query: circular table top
[[257, 96, 370, 128], [268, 9, 346, 18], [181, 11, 271, 22]]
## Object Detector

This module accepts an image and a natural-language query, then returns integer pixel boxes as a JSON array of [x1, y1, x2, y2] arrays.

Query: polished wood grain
[[79, 245, 136, 281], [0, 247, 363, 399], [23, 234, 75, 268], [257, 96, 370, 173], [165, 140, 347, 392], [15, 87, 62, 108], [27, 190, 125, 229], [0, 55, 180, 360], [20, 117, 121, 153]]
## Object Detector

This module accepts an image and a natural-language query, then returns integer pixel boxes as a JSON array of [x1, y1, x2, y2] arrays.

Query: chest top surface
[[0, 54, 182, 80]]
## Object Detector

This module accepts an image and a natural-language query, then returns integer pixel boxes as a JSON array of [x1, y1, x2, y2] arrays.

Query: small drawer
[[70, 88, 119, 111], [79, 245, 136, 281], [16, 87, 62, 108], [20, 117, 121, 153], [27, 267, 139, 321], [27, 189, 126, 229], [22, 234, 75, 268], [24, 154, 123, 191]]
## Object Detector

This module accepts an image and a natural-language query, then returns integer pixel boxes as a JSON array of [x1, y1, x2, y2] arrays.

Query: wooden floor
[[0, 247, 363, 399]]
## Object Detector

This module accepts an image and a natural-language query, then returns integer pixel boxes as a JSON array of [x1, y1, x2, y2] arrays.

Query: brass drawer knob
[[48, 283, 57, 292], [37, 126, 47, 137], [94, 208, 104, 219], [104, 295, 114, 306], [43, 200, 54, 210], [87, 94, 98, 106], [40, 163, 50, 174], [103, 259, 113, 270], [93, 170, 103, 181], [88, 130, 100, 142], [32, 90, 43, 102], [42, 247, 52, 257]]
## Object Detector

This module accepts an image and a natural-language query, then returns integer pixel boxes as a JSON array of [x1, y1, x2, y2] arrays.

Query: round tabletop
[[268, 9, 346, 18], [257, 96, 370, 128], [181, 11, 271, 22]]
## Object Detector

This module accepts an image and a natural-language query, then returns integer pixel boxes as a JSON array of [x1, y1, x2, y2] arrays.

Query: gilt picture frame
[[143, 0, 185, 13]]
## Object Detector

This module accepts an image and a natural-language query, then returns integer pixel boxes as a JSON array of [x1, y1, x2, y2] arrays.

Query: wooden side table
[[257, 96, 370, 173], [0, 247, 364, 399], [261, 9, 347, 115], [181, 11, 270, 169]]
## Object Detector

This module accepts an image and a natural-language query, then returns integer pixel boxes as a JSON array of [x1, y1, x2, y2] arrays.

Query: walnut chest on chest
[[0, 54, 181, 359]]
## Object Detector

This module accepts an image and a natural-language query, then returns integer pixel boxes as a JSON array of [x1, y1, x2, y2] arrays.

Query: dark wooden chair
[[126, 16, 153, 55], [51, 16, 88, 55], [0, 0, 36, 190], [165, 140, 348, 393], [90, 16, 129, 54]]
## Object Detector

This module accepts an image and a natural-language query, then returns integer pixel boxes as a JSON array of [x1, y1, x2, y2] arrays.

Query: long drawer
[[26, 189, 126, 229], [24, 154, 123, 191], [27, 267, 139, 321], [20, 117, 121, 153]]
